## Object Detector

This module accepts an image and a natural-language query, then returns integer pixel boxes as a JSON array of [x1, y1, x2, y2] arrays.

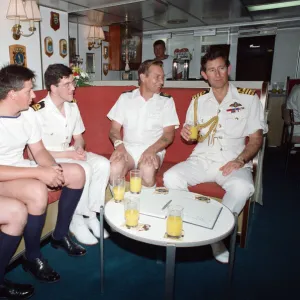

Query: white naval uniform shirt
[[34, 94, 85, 151], [287, 84, 300, 136], [107, 88, 180, 149], [185, 83, 268, 164], [0, 108, 41, 166]]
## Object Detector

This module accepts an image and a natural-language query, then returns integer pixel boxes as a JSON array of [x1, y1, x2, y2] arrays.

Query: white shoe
[[85, 217, 110, 239], [69, 217, 98, 245], [211, 241, 229, 264]]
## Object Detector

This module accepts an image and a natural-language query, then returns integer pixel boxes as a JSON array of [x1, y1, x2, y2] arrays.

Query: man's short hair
[[0, 64, 35, 100], [137, 60, 163, 86], [44, 64, 73, 91], [153, 40, 166, 48], [201, 46, 230, 72]]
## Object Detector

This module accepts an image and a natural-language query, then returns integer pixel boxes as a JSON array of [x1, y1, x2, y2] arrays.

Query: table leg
[[100, 205, 104, 294], [229, 212, 238, 285], [165, 244, 176, 300]]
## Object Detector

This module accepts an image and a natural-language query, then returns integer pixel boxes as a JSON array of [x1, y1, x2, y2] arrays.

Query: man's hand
[[181, 124, 192, 141], [110, 144, 128, 163], [67, 150, 86, 161], [138, 149, 159, 169], [219, 159, 244, 176], [74, 146, 87, 160], [37, 165, 65, 188]]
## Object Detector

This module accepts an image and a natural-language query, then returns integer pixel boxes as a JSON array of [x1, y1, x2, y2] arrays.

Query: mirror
[[86, 53, 95, 73]]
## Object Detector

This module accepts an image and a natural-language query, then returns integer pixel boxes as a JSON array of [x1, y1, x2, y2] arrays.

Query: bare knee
[[5, 201, 28, 235], [64, 164, 86, 189], [140, 164, 156, 187], [110, 160, 126, 183]]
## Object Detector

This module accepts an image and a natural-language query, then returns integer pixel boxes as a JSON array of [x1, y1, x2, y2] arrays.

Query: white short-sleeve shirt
[[185, 82, 268, 163], [34, 94, 85, 151], [107, 88, 180, 147], [0, 108, 41, 166]]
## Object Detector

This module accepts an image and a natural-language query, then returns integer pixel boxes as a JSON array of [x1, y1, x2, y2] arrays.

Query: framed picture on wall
[[44, 37, 53, 57], [9, 44, 27, 67], [59, 39, 68, 58]]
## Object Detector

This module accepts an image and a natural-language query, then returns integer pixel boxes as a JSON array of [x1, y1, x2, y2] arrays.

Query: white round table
[[101, 189, 237, 299]]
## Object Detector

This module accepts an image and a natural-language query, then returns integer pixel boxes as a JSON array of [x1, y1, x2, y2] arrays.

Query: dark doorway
[[236, 35, 275, 81]]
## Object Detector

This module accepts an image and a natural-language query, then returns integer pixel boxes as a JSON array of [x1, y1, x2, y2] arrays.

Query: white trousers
[[163, 156, 254, 214], [56, 152, 110, 216]]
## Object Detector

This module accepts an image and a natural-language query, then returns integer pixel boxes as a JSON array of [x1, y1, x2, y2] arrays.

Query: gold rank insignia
[[31, 101, 45, 111], [192, 89, 209, 100], [237, 87, 256, 95], [159, 92, 171, 98], [71, 98, 77, 103]]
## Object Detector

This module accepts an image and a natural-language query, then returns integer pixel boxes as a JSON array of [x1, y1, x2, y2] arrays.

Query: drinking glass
[[187, 120, 198, 141], [130, 169, 142, 194], [166, 205, 183, 238], [112, 176, 125, 203], [124, 196, 140, 228]]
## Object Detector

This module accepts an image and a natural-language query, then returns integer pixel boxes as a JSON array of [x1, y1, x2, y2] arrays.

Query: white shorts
[[124, 143, 165, 168]]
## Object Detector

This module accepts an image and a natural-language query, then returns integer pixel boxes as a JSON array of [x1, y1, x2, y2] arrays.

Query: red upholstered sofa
[[12, 83, 267, 259]]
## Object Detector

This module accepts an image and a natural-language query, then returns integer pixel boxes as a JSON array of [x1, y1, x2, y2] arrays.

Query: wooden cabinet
[[109, 24, 142, 71]]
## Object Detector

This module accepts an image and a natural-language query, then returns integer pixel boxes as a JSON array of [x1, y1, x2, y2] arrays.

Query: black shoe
[[22, 257, 60, 283], [0, 279, 34, 299], [50, 234, 86, 257]]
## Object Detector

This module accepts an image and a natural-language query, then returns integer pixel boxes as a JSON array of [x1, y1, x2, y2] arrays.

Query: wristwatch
[[114, 140, 124, 149]]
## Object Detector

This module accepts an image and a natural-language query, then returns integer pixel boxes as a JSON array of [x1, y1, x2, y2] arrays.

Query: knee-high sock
[[0, 231, 22, 285], [53, 187, 83, 240], [23, 213, 46, 261]]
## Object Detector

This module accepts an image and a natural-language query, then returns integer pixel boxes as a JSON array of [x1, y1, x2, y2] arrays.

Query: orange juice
[[130, 177, 142, 193], [167, 216, 183, 237], [190, 125, 198, 140], [113, 186, 125, 202], [125, 209, 139, 227]]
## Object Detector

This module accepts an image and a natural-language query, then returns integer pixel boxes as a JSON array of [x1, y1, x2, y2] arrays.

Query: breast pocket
[[146, 111, 162, 130], [224, 112, 247, 137]]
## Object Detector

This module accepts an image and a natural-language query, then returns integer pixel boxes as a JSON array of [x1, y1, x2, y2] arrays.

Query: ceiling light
[[247, 1, 300, 12], [193, 29, 216, 37]]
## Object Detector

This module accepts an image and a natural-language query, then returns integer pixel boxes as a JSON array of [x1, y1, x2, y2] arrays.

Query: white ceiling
[[38, 0, 300, 33]]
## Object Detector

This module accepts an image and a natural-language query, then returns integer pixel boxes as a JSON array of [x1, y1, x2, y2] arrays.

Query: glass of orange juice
[[112, 176, 125, 203], [187, 121, 198, 141], [124, 197, 140, 228], [130, 169, 142, 194], [166, 205, 183, 238]]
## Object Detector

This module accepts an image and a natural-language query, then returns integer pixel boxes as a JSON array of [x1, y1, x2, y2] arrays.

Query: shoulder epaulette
[[71, 98, 77, 103], [159, 92, 172, 98], [192, 89, 209, 100], [122, 89, 134, 94], [31, 101, 45, 111], [237, 87, 256, 96]]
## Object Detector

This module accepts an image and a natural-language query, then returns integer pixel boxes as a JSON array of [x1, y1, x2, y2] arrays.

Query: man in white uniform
[[163, 47, 267, 263], [153, 40, 182, 79], [287, 84, 300, 136], [107, 60, 179, 188], [33, 64, 110, 245], [0, 65, 86, 286]]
